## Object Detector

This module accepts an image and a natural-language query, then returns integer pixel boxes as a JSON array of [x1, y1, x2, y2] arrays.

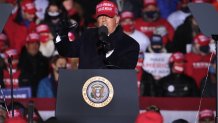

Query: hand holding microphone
[[97, 26, 114, 53]]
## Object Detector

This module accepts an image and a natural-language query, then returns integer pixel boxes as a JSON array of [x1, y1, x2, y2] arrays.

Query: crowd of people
[[0, 0, 217, 122]]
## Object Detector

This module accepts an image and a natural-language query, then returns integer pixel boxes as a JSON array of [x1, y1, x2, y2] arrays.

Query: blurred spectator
[[184, 34, 212, 88], [135, 110, 163, 123], [36, 24, 56, 58], [0, 104, 7, 123], [43, 1, 66, 37], [146, 105, 160, 113], [199, 109, 215, 123], [37, 55, 67, 98], [0, 33, 8, 84], [120, 11, 150, 53], [120, 10, 150, 85], [4, 0, 37, 53], [3, 49, 21, 88], [167, 0, 191, 29], [158, 52, 199, 97], [66, 58, 79, 70], [172, 119, 189, 123], [156, 0, 180, 19], [34, 0, 49, 21], [147, 34, 167, 53], [172, 15, 200, 53], [140, 69, 156, 96], [0, 33, 9, 54], [135, 0, 174, 45], [18, 32, 49, 97], [200, 56, 216, 97], [111, 0, 141, 18]]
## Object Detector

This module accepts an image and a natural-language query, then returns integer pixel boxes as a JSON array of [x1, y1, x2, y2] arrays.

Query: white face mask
[[48, 12, 60, 17]]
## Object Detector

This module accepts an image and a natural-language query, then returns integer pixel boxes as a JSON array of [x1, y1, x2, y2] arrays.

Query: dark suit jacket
[[55, 26, 139, 69]]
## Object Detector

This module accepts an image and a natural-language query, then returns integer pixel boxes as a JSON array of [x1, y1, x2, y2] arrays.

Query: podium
[[55, 69, 139, 123]]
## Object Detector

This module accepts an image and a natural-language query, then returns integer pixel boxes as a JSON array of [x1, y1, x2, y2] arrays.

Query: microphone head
[[98, 25, 108, 36]]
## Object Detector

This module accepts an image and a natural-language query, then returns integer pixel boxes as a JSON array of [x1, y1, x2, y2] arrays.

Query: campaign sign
[[0, 87, 31, 99], [142, 53, 171, 80]]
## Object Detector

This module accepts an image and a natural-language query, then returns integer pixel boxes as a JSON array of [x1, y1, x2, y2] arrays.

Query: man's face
[[143, 5, 158, 12], [97, 15, 120, 35], [23, 12, 35, 21], [25, 42, 40, 56]]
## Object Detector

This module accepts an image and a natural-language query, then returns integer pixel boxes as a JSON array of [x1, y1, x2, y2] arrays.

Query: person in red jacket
[[184, 34, 213, 88], [134, 0, 174, 45], [2, 48, 21, 89], [3, 0, 37, 54]]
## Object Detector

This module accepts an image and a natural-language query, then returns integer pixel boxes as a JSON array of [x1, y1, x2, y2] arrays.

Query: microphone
[[7, 55, 14, 117], [27, 101, 34, 123], [97, 26, 113, 53]]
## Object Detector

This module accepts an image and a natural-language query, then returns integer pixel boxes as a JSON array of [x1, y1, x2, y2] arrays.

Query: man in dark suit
[[55, 0, 139, 69]]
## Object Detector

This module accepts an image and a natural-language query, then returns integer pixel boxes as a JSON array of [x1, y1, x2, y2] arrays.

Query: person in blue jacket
[[37, 55, 67, 98]]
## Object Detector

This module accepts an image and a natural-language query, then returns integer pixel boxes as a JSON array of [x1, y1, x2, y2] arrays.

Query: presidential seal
[[82, 76, 114, 108]]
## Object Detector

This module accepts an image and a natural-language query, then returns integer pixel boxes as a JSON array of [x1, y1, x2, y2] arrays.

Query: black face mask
[[142, 11, 160, 21], [199, 45, 210, 54], [181, 6, 190, 13], [152, 47, 162, 53]]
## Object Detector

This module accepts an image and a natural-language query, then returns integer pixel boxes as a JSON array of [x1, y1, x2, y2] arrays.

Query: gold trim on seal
[[82, 76, 114, 108]]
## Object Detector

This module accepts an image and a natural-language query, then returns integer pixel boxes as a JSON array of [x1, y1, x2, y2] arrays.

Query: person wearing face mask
[[37, 55, 67, 98], [55, 1, 139, 69], [184, 34, 212, 88], [36, 24, 56, 58], [135, 0, 174, 45], [167, 0, 191, 29], [157, 52, 199, 97], [200, 57, 216, 97], [3, 0, 37, 54], [43, 1, 66, 37], [147, 34, 167, 53]]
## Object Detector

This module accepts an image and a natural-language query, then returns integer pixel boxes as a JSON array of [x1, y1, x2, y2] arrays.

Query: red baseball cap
[[26, 32, 40, 43], [21, 1, 36, 15], [169, 52, 185, 63], [120, 11, 134, 21], [144, 0, 157, 7], [135, 111, 163, 123], [199, 109, 214, 120], [95, 0, 118, 18], [194, 34, 210, 46], [4, 48, 19, 59], [36, 24, 50, 33]]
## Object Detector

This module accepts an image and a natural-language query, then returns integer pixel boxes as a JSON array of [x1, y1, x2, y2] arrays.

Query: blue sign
[[0, 87, 32, 99]]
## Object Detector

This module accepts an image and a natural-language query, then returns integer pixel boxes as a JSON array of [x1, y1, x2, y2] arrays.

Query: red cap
[[144, 0, 157, 7], [0, 33, 7, 42], [169, 52, 184, 63], [95, 1, 118, 18], [36, 24, 50, 33], [120, 11, 134, 21], [4, 48, 19, 59], [194, 34, 210, 46], [26, 32, 40, 43], [135, 111, 163, 123], [21, 1, 36, 15], [199, 109, 214, 120]]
